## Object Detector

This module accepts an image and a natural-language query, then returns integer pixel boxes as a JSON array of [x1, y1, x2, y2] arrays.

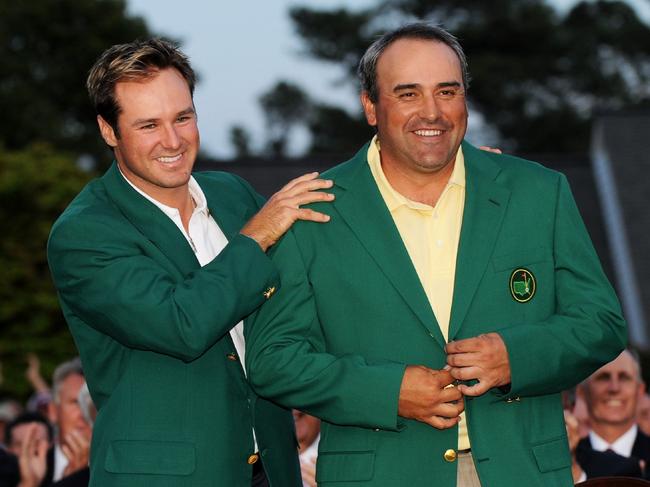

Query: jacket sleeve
[[498, 173, 626, 397], [48, 202, 278, 364], [246, 230, 406, 431]]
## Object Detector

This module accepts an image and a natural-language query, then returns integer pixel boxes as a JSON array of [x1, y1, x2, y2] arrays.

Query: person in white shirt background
[[571, 349, 650, 481]]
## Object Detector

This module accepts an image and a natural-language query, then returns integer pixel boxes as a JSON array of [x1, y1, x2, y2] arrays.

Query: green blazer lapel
[[334, 146, 446, 349], [448, 143, 511, 340], [202, 193, 250, 241], [101, 163, 200, 274]]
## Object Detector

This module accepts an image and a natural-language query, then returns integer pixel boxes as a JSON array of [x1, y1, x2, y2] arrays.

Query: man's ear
[[97, 115, 118, 148], [360, 91, 377, 127]]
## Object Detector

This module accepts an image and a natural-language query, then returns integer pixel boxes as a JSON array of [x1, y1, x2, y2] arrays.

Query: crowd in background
[[1, 350, 649, 486], [0, 356, 92, 487]]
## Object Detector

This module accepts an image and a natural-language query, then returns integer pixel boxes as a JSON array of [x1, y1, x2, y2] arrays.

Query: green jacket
[[48, 164, 301, 487], [246, 142, 626, 487]]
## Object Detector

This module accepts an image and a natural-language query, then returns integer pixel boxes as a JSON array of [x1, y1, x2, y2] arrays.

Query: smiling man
[[575, 350, 650, 480], [47, 39, 334, 486], [246, 23, 626, 486]]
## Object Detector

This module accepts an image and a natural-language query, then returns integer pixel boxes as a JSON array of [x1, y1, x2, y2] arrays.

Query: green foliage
[[287, 0, 650, 153], [0, 145, 92, 400], [259, 81, 311, 156], [230, 126, 252, 158], [307, 104, 374, 156], [0, 0, 156, 163]]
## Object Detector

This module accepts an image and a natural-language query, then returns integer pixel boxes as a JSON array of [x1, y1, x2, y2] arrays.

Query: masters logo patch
[[509, 268, 536, 303]]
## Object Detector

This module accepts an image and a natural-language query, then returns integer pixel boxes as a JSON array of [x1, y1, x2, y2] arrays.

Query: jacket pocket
[[105, 440, 195, 475], [316, 451, 375, 482], [531, 436, 571, 473], [492, 245, 551, 272]]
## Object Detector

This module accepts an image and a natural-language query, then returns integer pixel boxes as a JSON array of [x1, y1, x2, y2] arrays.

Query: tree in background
[[0, 0, 157, 166], [0, 145, 91, 398], [259, 81, 311, 157], [229, 125, 253, 159], [0, 0, 161, 399], [256, 0, 650, 155]]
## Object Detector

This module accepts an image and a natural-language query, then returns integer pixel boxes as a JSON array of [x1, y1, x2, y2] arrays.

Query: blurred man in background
[[574, 350, 649, 480], [47, 359, 90, 483]]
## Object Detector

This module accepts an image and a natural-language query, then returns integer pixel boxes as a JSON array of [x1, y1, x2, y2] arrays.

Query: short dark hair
[[86, 38, 196, 135], [358, 22, 470, 103], [5, 412, 53, 446]]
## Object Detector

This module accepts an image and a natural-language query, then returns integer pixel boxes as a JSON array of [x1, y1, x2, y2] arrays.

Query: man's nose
[[607, 377, 621, 392], [419, 93, 441, 121], [161, 124, 181, 149]]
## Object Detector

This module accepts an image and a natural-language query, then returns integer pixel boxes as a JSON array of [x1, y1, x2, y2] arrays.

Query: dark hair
[[5, 412, 53, 446], [358, 22, 470, 102], [87, 38, 196, 135]]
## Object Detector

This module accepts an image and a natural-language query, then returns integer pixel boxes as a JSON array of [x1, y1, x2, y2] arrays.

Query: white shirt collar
[[53, 443, 69, 481], [589, 424, 638, 457], [117, 165, 208, 217]]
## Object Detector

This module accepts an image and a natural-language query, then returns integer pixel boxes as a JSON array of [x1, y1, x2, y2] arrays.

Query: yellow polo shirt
[[367, 136, 470, 450]]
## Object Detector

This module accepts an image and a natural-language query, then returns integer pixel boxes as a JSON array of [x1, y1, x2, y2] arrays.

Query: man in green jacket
[[246, 23, 627, 486], [47, 39, 334, 486]]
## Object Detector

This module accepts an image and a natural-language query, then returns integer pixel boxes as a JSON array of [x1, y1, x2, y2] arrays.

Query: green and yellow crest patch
[[509, 268, 536, 303]]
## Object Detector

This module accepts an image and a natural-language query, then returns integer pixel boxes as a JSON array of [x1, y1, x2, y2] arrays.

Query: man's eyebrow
[[177, 107, 196, 117], [132, 107, 195, 127], [392, 81, 463, 93], [438, 81, 462, 89], [393, 83, 420, 92]]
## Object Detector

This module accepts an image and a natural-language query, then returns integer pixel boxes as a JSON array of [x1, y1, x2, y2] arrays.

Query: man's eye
[[399, 92, 417, 99], [177, 116, 191, 123], [438, 88, 465, 99], [140, 123, 156, 130]]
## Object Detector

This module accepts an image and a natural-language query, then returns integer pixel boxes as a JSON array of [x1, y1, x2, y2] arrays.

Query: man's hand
[[398, 365, 464, 429], [445, 333, 511, 396], [61, 430, 90, 477], [241, 172, 334, 251], [17, 423, 48, 487]]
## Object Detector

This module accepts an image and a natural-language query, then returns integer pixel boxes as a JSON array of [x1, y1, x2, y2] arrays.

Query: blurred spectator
[[0, 400, 22, 451], [5, 413, 53, 457], [638, 393, 650, 436], [573, 391, 592, 439], [293, 410, 320, 487], [571, 349, 649, 481], [47, 359, 90, 483], [24, 355, 52, 418], [4, 413, 52, 487], [50, 382, 93, 487]]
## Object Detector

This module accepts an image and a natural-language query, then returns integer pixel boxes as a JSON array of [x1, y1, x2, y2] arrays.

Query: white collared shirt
[[299, 434, 320, 487], [589, 424, 638, 457], [53, 443, 68, 481]]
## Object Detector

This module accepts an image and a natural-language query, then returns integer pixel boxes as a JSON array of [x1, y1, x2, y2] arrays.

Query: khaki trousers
[[457, 451, 482, 487]]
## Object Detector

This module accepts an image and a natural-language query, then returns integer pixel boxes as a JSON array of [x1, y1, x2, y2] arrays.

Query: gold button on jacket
[[247, 453, 259, 465], [444, 449, 457, 462]]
